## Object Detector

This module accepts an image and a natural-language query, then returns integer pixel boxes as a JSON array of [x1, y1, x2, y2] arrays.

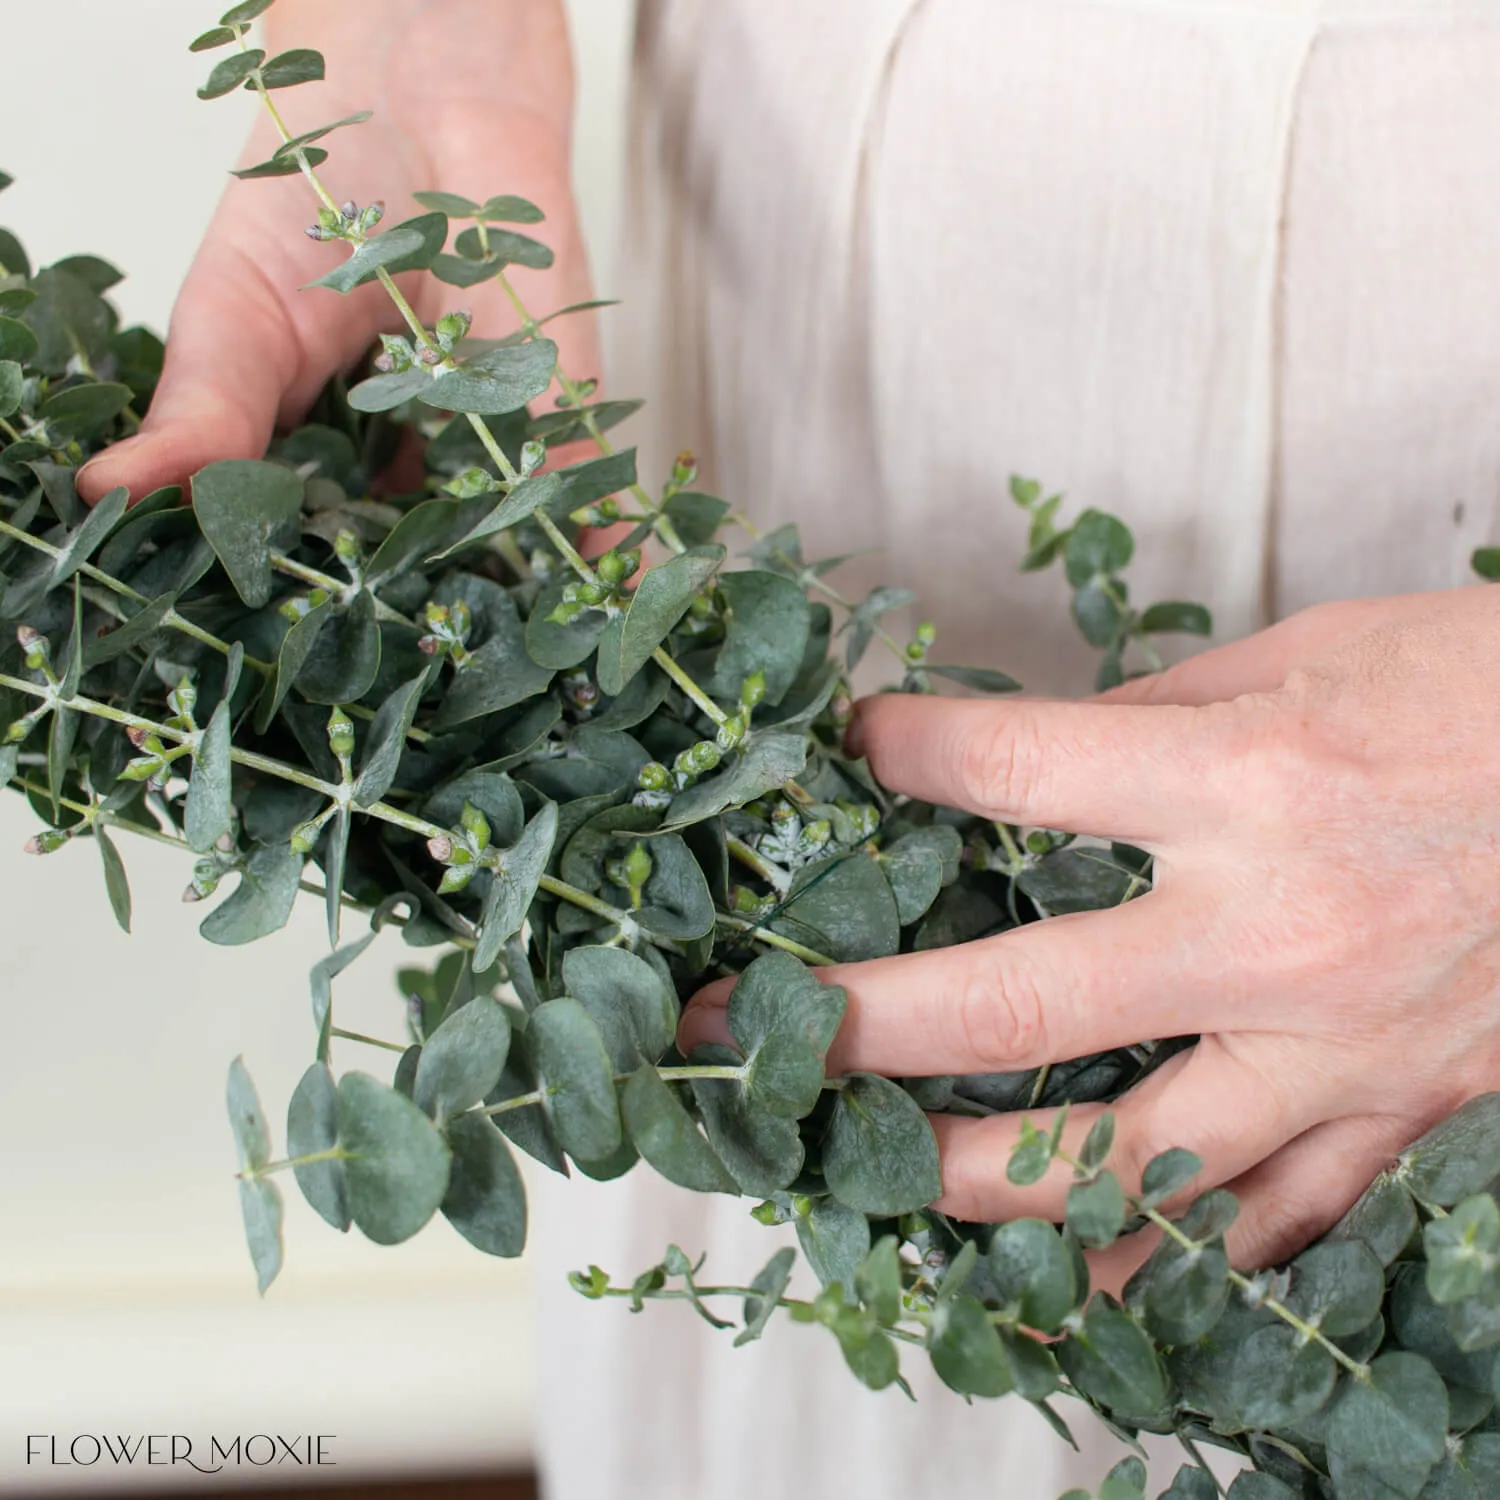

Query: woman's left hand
[[680, 586, 1500, 1277]]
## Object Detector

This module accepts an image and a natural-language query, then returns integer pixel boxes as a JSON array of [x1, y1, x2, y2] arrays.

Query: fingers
[[845, 693, 1240, 844], [929, 1037, 1325, 1224], [678, 894, 1234, 1076]]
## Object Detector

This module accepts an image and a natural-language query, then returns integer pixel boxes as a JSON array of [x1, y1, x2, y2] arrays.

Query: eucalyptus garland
[[5, 7, 1500, 1498]]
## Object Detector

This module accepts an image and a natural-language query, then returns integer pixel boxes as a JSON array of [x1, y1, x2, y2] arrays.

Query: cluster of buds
[[425, 800, 494, 895], [904, 619, 937, 664], [604, 840, 653, 909], [547, 549, 641, 626], [305, 198, 383, 243], [279, 585, 332, 622], [182, 830, 240, 902], [372, 332, 425, 374], [757, 801, 833, 869], [118, 724, 185, 788], [680, 586, 721, 638], [570, 494, 622, 528], [416, 599, 473, 665], [443, 465, 501, 500], [432, 308, 472, 357]]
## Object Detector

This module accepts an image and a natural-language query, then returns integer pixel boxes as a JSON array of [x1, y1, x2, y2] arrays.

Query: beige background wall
[[0, 1, 633, 1489]]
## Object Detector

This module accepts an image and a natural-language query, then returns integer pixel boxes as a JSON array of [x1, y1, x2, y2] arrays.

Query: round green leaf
[[530, 998, 622, 1162], [821, 1073, 941, 1216], [413, 995, 511, 1120], [336, 1071, 452, 1245], [287, 1062, 349, 1232], [620, 1065, 736, 1194], [441, 1114, 527, 1258], [988, 1218, 1079, 1334]]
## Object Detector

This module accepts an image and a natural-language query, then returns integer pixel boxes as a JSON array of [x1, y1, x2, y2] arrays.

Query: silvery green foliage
[[2, 8, 1500, 1496]]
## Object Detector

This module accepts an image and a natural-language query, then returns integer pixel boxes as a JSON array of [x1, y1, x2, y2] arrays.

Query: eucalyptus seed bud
[[115, 757, 158, 782], [418, 634, 442, 656], [333, 528, 360, 562], [715, 714, 747, 752], [3, 719, 31, 744], [672, 450, 698, 487], [915, 620, 937, 645], [750, 1200, 782, 1226], [622, 841, 653, 892], [438, 864, 474, 895], [804, 818, 832, 847], [326, 705, 355, 759], [307, 587, 330, 607], [792, 1194, 814, 1218], [340, 200, 358, 220], [288, 821, 322, 854], [305, 225, 327, 241], [636, 761, 671, 792], [372, 351, 396, 373], [688, 592, 715, 620], [547, 599, 584, 626], [23, 829, 69, 855], [449, 600, 472, 639], [459, 801, 491, 851], [686, 740, 722, 775], [519, 440, 546, 475], [905, 640, 925, 662], [730, 885, 760, 914], [578, 581, 609, 607], [16, 625, 43, 652], [426, 834, 454, 863], [125, 725, 149, 749], [418, 344, 442, 366], [215, 831, 236, 854], [739, 670, 767, 710], [435, 309, 472, 344], [596, 550, 629, 586], [169, 677, 197, 718], [1025, 829, 1051, 855], [359, 201, 384, 230], [597, 496, 621, 523]]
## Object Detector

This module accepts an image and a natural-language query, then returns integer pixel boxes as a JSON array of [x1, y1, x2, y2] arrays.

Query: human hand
[[78, 0, 596, 504], [681, 586, 1500, 1280]]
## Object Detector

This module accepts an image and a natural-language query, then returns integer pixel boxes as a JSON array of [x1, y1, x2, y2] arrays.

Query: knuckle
[[954, 945, 1049, 1070], [955, 711, 1045, 817]]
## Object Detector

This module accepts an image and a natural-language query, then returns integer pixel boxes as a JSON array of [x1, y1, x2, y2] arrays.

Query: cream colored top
[[532, 3, 1500, 1496]]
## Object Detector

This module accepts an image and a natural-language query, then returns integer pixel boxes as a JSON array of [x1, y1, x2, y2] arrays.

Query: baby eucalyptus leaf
[[821, 1074, 942, 1217], [412, 191, 480, 217], [1100, 1458, 1147, 1500], [796, 1197, 870, 1289], [477, 194, 544, 224], [620, 1065, 736, 1194], [1056, 1300, 1169, 1420], [336, 1071, 452, 1245], [563, 944, 677, 1072], [452, 225, 553, 270], [347, 365, 431, 412], [40, 381, 133, 439], [928, 1293, 1015, 1399], [1064, 509, 1135, 586], [421, 339, 557, 416], [0, 359, 21, 419], [1139, 1147, 1204, 1210], [1326, 1351, 1448, 1499], [413, 994, 511, 1120], [431, 471, 560, 558], [595, 544, 725, 697], [184, 700, 233, 852], [441, 1114, 527, 1257], [855, 1236, 903, 1326], [287, 1061, 349, 1232], [988, 1218, 1078, 1334], [1329, 1172, 1420, 1267], [529, 997, 622, 1162], [1401, 1095, 1500, 1207], [190, 25, 238, 50], [200, 841, 303, 946], [1067, 1172, 1127, 1249], [1424, 1196, 1500, 1306], [191, 459, 303, 608], [220, 0, 274, 22], [1137, 1236, 1230, 1346], [1140, 601, 1212, 636], [1226, 1321, 1337, 1429], [305, 214, 446, 295]]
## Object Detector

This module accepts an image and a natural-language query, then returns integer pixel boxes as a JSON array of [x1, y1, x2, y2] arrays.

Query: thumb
[[77, 241, 299, 505]]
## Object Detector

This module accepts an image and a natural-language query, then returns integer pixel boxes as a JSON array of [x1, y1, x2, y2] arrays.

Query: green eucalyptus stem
[[329, 1025, 407, 1053], [245, 1145, 346, 1180], [726, 833, 790, 894], [476, 1062, 747, 1119], [7, 776, 187, 853], [1055, 1144, 1372, 1383], [714, 911, 835, 967]]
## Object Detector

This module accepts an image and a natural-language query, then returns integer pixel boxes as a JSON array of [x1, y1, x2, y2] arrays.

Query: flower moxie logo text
[[26, 1433, 336, 1475]]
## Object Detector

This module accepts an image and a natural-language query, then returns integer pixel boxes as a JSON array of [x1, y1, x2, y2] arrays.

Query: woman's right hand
[[79, 0, 597, 504]]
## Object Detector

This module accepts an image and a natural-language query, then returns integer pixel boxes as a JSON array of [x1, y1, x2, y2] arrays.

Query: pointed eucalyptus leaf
[[227, 1055, 273, 1171], [737, 1246, 796, 1347], [476, 194, 545, 224], [2, 482, 127, 618], [703, 570, 811, 706], [255, 599, 332, 731], [530, 997, 622, 1162], [822, 1073, 942, 1216], [305, 214, 446, 294], [431, 471, 561, 558], [184, 701, 233, 853], [727, 950, 845, 1118], [412, 191, 480, 217], [659, 731, 808, 830], [93, 825, 131, 933], [1161, 1467, 1221, 1500], [554, 448, 637, 513], [595, 545, 726, 697], [198, 48, 264, 99], [237, 1176, 284, 1295], [442, 1113, 527, 1257], [620, 1065, 736, 1194], [562, 943, 677, 1072], [1329, 1171, 1419, 1266], [47, 706, 78, 824], [347, 365, 431, 412], [322, 807, 350, 944], [796, 1197, 871, 1289], [420, 339, 557, 416], [336, 1071, 451, 1245], [365, 499, 460, 584], [192, 459, 303, 608], [352, 674, 426, 807], [287, 1062, 349, 1232], [220, 0, 275, 22], [453, 224, 553, 270], [413, 995, 512, 1120], [308, 933, 377, 1064], [431, 589, 552, 729], [295, 590, 380, 704], [473, 803, 558, 971], [1139, 1147, 1204, 1210], [259, 48, 326, 89], [40, 382, 134, 439], [272, 111, 373, 157], [201, 841, 303, 946]]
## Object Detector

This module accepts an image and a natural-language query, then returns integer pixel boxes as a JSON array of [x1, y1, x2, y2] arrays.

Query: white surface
[[0, 0, 631, 1490]]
